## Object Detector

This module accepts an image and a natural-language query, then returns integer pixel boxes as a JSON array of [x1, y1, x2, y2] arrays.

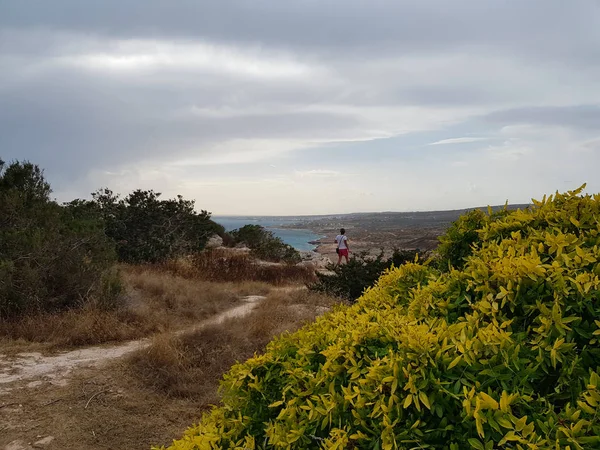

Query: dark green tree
[[90, 189, 224, 263], [0, 160, 119, 318]]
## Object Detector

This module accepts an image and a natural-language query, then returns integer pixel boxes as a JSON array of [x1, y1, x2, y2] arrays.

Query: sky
[[1, 0, 599, 215]]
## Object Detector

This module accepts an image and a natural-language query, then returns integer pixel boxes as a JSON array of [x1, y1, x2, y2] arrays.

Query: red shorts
[[338, 249, 349, 257]]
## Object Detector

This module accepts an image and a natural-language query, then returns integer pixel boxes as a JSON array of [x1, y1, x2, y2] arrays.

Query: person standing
[[335, 228, 350, 265]]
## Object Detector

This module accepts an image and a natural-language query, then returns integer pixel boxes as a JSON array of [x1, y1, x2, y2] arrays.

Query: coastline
[[217, 212, 456, 260], [303, 224, 445, 261]]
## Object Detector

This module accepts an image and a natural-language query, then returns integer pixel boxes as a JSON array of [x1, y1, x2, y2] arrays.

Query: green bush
[[232, 225, 301, 264], [309, 249, 420, 301], [0, 160, 119, 318], [161, 185, 600, 450], [88, 188, 224, 264]]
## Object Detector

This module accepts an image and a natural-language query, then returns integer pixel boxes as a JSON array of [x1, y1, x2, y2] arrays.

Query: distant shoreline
[[216, 204, 532, 257]]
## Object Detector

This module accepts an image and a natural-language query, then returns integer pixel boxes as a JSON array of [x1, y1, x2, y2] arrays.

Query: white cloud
[[295, 169, 340, 178], [166, 139, 307, 167], [63, 39, 319, 80], [429, 137, 489, 145]]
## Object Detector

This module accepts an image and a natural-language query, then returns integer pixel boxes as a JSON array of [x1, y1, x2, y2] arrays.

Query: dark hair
[[340, 228, 346, 235]]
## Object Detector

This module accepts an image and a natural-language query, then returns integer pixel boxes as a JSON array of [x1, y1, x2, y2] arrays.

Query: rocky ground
[[312, 227, 445, 262]]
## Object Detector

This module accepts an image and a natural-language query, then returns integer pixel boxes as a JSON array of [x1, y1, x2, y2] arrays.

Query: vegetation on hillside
[[163, 185, 600, 450], [309, 249, 421, 301], [231, 224, 301, 264], [84, 188, 224, 263], [1, 159, 244, 320], [0, 160, 119, 318]]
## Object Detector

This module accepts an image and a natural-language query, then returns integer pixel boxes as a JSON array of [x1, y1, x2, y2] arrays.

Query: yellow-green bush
[[160, 186, 600, 450]]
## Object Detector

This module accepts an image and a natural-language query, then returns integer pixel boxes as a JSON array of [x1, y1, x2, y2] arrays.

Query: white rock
[[297, 251, 332, 269], [5, 440, 33, 450], [33, 437, 54, 448], [205, 234, 224, 249]]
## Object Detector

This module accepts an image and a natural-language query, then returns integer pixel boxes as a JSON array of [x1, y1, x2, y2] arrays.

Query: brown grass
[[128, 289, 336, 400], [0, 266, 273, 349], [160, 248, 317, 284], [0, 289, 339, 450]]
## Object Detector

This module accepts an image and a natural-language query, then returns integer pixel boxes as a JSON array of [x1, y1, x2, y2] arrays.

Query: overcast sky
[[1, 1, 599, 215]]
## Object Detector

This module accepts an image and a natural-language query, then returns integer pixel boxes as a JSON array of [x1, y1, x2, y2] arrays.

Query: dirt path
[[0, 288, 335, 450], [0, 296, 265, 396]]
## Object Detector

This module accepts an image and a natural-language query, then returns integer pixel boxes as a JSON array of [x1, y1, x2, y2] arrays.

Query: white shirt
[[335, 235, 348, 250]]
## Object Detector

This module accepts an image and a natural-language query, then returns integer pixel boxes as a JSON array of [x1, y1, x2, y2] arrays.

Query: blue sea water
[[212, 216, 323, 252]]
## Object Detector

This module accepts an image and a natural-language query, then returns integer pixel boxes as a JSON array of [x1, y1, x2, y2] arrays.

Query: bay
[[212, 216, 323, 252]]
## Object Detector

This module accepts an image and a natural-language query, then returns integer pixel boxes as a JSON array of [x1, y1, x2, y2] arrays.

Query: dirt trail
[[0, 295, 265, 395]]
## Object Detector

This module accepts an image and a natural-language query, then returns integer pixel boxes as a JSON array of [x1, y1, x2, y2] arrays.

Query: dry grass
[[0, 288, 339, 450], [0, 247, 314, 351], [0, 266, 273, 350], [128, 289, 337, 400], [160, 248, 317, 285], [0, 305, 158, 349]]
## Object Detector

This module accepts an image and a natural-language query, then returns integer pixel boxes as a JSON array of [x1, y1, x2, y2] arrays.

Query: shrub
[[0, 160, 119, 318], [161, 185, 600, 450], [434, 207, 511, 271], [309, 249, 420, 301], [89, 188, 225, 263], [231, 225, 301, 264]]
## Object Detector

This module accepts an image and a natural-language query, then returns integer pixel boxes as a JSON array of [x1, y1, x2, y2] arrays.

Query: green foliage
[[0, 160, 119, 318], [232, 225, 301, 264], [435, 208, 487, 270], [162, 185, 600, 450], [309, 249, 420, 301], [435, 207, 511, 271], [89, 188, 224, 264]]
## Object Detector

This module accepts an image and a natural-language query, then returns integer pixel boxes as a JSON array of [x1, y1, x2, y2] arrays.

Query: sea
[[212, 216, 323, 252]]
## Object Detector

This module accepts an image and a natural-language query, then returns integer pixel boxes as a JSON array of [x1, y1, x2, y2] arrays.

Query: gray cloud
[[0, 66, 359, 176], [1, 0, 599, 211], [2, 1, 598, 58]]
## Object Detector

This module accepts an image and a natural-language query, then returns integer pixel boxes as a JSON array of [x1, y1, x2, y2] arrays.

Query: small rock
[[5, 440, 33, 450], [314, 306, 331, 315], [33, 437, 54, 448], [205, 234, 224, 249]]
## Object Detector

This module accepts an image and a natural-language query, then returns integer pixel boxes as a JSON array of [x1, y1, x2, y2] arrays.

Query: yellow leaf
[[514, 416, 528, 432], [419, 391, 431, 410], [448, 355, 462, 369], [479, 392, 499, 410]]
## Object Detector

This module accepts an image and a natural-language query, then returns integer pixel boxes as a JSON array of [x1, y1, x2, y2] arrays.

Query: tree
[[231, 225, 301, 264], [0, 160, 119, 318], [0, 159, 51, 206], [89, 189, 224, 263]]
